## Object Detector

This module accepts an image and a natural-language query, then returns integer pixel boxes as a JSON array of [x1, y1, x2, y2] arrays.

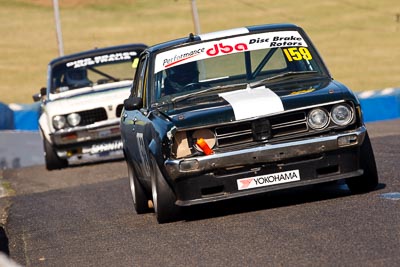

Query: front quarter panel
[[121, 107, 172, 188], [121, 108, 153, 185], [38, 105, 52, 142]]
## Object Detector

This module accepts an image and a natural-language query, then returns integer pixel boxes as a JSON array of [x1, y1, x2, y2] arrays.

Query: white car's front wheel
[[43, 136, 68, 171]]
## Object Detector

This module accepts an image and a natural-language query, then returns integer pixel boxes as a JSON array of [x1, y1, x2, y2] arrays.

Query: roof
[[145, 23, 302, 54]]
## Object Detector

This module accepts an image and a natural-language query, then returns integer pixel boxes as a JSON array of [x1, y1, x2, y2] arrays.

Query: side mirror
[[40, 87, 47, 96], [32, 87, 47, 102], [32, 93, 41, 102], [123, 96, 143, 111]]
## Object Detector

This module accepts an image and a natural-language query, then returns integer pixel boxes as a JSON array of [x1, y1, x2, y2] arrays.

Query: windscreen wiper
[[171, 83, 247, 103], [87, 66, 119, 81], [250, 71, 320, 88]]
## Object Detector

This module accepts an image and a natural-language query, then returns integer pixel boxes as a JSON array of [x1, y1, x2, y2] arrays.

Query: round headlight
[[67, 113, 81, 127], [331, 104, 353, 126], [308, 108, 329, 130], [192, 129, 216, 152], [52, 115, 66, 130]]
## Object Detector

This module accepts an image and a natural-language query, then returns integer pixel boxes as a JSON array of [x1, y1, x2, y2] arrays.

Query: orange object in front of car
[[196, 138, 214, 155]]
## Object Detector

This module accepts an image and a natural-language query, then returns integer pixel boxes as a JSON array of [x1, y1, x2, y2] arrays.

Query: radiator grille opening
[[116, 104, 124, 117], [214, 111, 307, 148], [201, 185, 224, 197], [317, 165, 339, 176], [78, 108, 107, 126]]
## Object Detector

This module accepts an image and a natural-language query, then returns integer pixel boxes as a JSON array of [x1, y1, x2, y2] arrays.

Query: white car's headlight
[[331, 104, 353, 126], [308, 108, 329, 130], [52, 115, 66, 130], [67, 113, 81, 127]]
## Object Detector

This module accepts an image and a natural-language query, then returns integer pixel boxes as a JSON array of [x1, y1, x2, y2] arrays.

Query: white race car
[[33, 43, 147, 170]]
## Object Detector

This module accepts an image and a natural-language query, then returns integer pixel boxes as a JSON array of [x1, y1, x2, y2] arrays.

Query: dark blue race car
[[120, 23, 378, 223]]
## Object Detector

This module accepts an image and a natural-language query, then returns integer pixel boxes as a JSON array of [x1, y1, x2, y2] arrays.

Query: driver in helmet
[[164, 61, 199, 95], [63, 68, 92, 89]]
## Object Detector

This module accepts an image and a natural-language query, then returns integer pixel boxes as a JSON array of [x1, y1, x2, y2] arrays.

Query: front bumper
[[50, 119, 123, 160], [164, 126, 366, 206]]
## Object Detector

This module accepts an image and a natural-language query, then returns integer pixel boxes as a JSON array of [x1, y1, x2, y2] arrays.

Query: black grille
[[215, 122, 253, 147], [78, 108, 107, 126], [252, 118, 271, 141], [116, 104, 124, 117], [215, 111, 308, 148], [270, 112, 308, 137]]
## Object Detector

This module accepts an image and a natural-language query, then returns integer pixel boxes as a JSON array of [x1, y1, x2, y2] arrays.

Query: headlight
[[52, 115, 66, 130], [67, 113, 81, 127], [172, 131, 191, 159], [172, 129, 216, 159], [331, 104, 353, 126], [192, 129, 216, 154], [308, 108, 329, 130]]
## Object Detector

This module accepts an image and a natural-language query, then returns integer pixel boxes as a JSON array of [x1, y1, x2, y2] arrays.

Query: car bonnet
[[159, 79, 356, 129]]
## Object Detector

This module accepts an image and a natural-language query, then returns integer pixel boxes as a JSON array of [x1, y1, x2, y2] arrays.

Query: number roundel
[[283, 47, 312, 62]]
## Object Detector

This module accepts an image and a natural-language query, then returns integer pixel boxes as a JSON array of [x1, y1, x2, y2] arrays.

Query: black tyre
[[150, 157, 181, 223], [127, 162, 150, 214], [43, 137, 68, 170], [346, 132, 379, 194]]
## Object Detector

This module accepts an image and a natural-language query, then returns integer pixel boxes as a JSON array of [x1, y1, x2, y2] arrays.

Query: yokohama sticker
[[237, 170, 300, 190]]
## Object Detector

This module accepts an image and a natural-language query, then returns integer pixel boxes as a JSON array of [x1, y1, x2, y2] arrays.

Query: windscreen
[[153, 30, 327, 101], [49, 51, 139, 94]]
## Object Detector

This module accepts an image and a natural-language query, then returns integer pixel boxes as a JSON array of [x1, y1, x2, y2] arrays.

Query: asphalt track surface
[[1, 119, 400, 266]]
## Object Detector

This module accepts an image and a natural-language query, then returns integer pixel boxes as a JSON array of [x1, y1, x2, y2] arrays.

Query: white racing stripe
[[219, 86, 284, 120]]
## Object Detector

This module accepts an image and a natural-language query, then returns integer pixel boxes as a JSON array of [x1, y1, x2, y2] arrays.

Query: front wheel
[[43, 136, 68, 170], [346, 132, 379, 193], [128, 162, 150, 214], [150, 157, 181, 223]]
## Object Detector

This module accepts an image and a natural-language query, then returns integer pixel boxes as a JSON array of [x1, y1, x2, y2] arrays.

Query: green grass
[[1, 0, 399, 103]]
